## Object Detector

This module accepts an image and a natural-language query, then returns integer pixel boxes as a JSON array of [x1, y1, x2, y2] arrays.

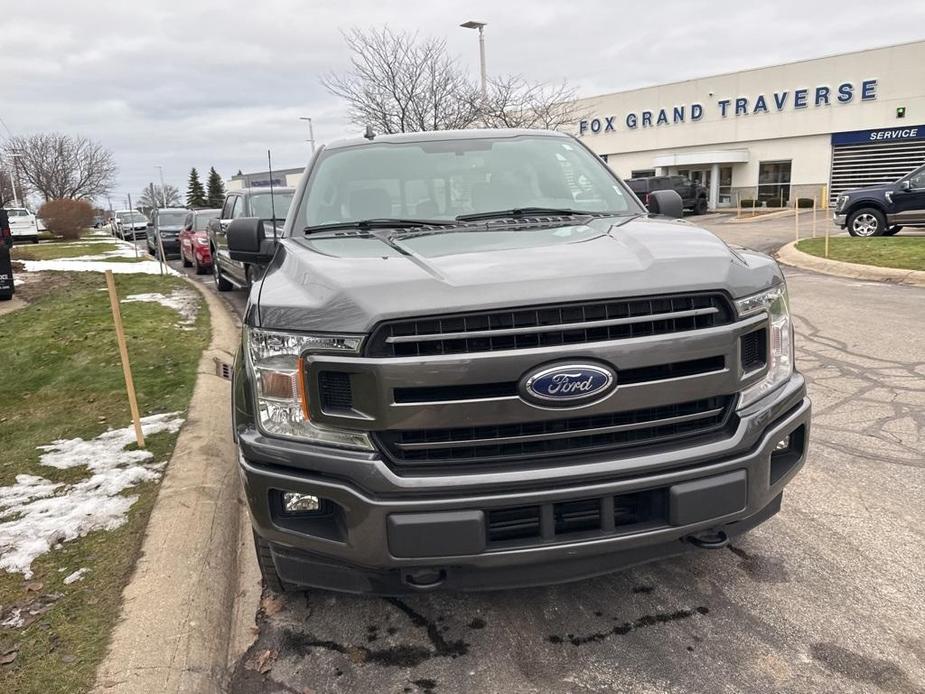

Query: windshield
[[250, 193, 293, 219], [298, 135, 638, 228], [6, 209, 30, 217], [118, 212, 146, 222], [157, 212, 186, 226], [193, 211, 219, 230]]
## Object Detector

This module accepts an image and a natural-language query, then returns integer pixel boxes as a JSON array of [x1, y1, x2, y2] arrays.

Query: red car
[[179, 209, 221, 274]]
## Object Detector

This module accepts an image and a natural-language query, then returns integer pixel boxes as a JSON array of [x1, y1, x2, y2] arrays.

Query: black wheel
[[194, 256, 207, 275], [847, 207, 886, 237], [253, 531, 292, 594], [213, 253, 233, 292], [31, 237, 38, 244], [0, 292, 11, 302], [885, 225, 902, 236], [693, 197, 708, 215], [182, 252, 192, 268]]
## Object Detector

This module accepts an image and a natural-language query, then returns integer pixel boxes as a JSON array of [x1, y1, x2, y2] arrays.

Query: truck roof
[[325, 128, 569, 151]]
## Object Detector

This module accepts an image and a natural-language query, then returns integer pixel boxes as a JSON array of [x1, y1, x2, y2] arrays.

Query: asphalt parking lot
[[150, 219, 924, 694]]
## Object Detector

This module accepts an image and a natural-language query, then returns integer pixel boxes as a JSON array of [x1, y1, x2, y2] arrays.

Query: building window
[[758, 161, 792, 204], [630, 169, 655, 179], [719, 166, 733, 205]]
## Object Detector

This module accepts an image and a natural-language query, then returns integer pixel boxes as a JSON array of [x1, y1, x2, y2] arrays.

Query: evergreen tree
[[186, 167, 207, 208], [206, 166, 225, 208]]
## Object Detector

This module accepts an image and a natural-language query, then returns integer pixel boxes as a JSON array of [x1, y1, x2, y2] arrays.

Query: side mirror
[[227, 218, 277, 263], [900, 180, 912, 192], [646, 190, 684, 218]]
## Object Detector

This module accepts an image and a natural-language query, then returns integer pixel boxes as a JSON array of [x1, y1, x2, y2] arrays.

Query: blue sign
[[522, 363, 615, 405], [831, 125, 925, 146], [579, 79, 878, 136]]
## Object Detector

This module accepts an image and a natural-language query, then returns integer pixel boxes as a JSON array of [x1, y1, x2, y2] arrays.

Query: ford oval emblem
[[521, 363, 616, 407]]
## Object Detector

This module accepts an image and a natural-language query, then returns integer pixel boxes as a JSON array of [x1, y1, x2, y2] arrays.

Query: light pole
[[299, 116, 316, 153], [460, 21, 488, 99], [8, 152, 23, 207], [154, 165, 167, 207]]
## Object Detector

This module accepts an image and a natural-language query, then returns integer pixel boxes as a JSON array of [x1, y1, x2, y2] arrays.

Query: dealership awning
[[653, 149, 750, 167]]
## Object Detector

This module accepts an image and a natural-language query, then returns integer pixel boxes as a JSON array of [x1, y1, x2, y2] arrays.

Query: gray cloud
[[2, 0, 923, 203]]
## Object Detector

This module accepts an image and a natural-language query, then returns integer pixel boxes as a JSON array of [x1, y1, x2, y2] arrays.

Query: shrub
[[796, 198, 814, 208], [37, 199, 95, 240], [765, 199, 784, 208], [739, 199, 757, 208]]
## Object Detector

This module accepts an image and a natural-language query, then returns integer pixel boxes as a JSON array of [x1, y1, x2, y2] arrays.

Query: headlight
[[735, 285, 793, 408], [836, 195, 849, 212], [244, 327, 372, 449]]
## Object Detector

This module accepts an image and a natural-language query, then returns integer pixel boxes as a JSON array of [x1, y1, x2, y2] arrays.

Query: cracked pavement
[[218, 220, 925, 694]]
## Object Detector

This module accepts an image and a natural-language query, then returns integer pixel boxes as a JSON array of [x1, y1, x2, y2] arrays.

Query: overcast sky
[[2, 0, 924, 205]]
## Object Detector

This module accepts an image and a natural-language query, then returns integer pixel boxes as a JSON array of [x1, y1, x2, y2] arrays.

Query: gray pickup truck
[[227, 128, 811, 594]]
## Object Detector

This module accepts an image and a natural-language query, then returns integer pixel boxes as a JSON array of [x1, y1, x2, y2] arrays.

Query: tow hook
[[685, 529, 729, 549], [402, 568, 447, 590]]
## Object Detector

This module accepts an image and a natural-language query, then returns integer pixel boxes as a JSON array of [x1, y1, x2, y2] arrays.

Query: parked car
[[226, 128, 811, 594], [179, 208, 220, 273], [3, 207, 39, 243], [208, 187, 294, 291], [833, 162, 925, 236], [626, 175, 709, 215], [147, 208, 188, 257], [112, 210, 149, 239]]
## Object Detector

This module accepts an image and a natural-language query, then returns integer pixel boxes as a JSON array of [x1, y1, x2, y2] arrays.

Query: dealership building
[[573, 40, 925, 208]]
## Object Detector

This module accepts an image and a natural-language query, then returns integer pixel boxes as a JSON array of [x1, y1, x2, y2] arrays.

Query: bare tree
[[3, 133, 117, 201], [322, 28, 481, 133], [479, 76, 587, 131], [138, 182, 182, 210], [323, 28, 587, 135]]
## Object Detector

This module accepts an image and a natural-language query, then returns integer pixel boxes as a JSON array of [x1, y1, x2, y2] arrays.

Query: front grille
[[741, 329, 767, 372], [375, 396, 735, 468], [318, 371, 353, 413], [366, 292, 734, 357], [392, 355, 726, 404], [486, 487, 668, 547]]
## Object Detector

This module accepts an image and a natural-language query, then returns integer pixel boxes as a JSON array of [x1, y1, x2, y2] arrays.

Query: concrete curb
[[93, 278, 260, 694], [776, 240, 925, 287]]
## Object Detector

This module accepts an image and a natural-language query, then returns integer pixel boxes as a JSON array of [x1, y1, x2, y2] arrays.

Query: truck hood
[[253, 215, 781, 332], [843, 183, 894, 197]]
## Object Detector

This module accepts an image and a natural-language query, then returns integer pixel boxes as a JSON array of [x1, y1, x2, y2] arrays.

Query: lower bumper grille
[[374, 396, 736, 469]]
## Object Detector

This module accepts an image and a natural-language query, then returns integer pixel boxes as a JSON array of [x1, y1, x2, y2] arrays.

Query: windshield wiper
[[304, 218, 455, 234], [455, 207, 625, 222]]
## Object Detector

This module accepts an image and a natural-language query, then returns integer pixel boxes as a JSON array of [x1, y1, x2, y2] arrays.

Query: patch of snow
[[1, 607, 24, 628], [0, 412, 184, 578], [122, 289, 199, 328], [63, 568, 87, 584], [20, 259, 180, 275]]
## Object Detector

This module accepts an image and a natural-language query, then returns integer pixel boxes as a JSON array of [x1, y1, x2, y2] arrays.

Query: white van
[[3, 208, 39, 243]]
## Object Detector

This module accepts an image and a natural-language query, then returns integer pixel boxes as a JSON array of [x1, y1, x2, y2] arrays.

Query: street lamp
[[460, 20, 488, 99], [299, 116, 316, 153], [154, 165, 167, 207]]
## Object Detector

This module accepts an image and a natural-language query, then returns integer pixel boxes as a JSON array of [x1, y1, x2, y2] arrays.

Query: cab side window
[[908, 169, 925, 189], [221, 197, 236, 219], [231, 197, 246, 219]]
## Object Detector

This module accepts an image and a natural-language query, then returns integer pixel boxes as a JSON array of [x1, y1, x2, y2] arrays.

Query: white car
[[3, 207, 39, 244], [112, 210, 149, 239]]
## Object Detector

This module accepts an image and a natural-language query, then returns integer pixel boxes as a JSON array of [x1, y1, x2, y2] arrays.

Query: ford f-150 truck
[[833, 162, 925, 236], [227, 129, 811, 594]]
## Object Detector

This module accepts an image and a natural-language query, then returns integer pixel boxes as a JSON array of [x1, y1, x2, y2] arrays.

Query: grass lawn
[[11, 241, 122, 261], [0, 272, 210, 693], [796, 237, 925, 272]]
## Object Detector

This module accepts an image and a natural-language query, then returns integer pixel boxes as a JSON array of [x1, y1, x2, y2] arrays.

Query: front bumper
[[239, 375, 810, 594], [833, 213, 847, 227]]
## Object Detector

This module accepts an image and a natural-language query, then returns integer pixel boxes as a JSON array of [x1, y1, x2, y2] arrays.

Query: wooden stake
[[812, 197, 817, 239], [105, 270, 145, 447], [825, 223, 830, 259], [794, 203, 799, 243]]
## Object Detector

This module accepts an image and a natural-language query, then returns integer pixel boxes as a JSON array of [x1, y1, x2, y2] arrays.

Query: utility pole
[[154, 165, 167, 207], [8, 152, 23, 207], [461, 21, 488, 99], [299, 117, 316, 153]]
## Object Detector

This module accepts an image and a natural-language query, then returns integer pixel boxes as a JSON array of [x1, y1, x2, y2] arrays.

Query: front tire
[[885, 225, 902, 236], [693, 197, 708, 215], [847, 208, 886, 237], [253, 531, 292, 594], [213, 253, 232, 292]]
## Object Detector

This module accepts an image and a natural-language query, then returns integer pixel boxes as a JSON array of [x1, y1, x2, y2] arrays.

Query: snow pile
[[63, 568, 87, 584], [0, 412, 184, 578], [19, 258, 179, 276], [122, 289, 199, 328]]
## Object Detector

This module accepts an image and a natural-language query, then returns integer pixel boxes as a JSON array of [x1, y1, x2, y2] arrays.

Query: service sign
[[579, 79, 878, 136]]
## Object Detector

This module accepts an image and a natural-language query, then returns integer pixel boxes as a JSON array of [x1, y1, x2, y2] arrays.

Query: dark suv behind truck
[[627, 175, 709, 215], [833, 162, 925, 236], [227, 129, 810, 595]]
